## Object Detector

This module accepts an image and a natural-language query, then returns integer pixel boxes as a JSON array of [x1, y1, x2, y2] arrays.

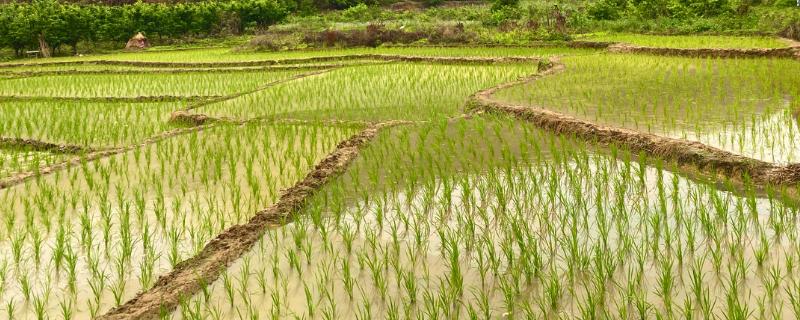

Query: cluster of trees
[[589, 0, 798, 20], [0, 0, 288, 56]]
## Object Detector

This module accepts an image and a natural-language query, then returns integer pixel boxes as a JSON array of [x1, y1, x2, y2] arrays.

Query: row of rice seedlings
[[0, 64, 146, 73], [0, 123, 358, 319], [0, 70, 309, 98], [0, 60, 385, 74], [0, 101, 179, 148], [0, 47, 594, 66], [195, 63, 538, 122], [0, 149, 63, 179], [576, 33, 791, 49], [495, 54, 800, 163], [173, 116, 800, 319]]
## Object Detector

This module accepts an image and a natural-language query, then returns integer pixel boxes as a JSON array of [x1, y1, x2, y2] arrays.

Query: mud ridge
[[169, 111, 375, 128], [607, 43, 800, 58], [469, 57, 800, 187], [98, 120, 412, 320], [0, 137, 94, 154], [380, 41, 613, 49]]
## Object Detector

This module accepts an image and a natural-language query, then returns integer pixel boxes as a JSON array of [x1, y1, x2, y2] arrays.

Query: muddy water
[[173, 118, 799, 319], [0, 123, 357, 319], [494, 54, 800, 164], [0, 149, 62, 178]]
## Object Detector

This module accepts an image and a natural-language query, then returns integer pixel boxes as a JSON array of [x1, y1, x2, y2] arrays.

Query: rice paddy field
[[0, 38, 799, 320]]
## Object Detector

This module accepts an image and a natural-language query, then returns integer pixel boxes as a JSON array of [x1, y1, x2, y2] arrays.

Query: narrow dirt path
[[97, 120, 412, 320]]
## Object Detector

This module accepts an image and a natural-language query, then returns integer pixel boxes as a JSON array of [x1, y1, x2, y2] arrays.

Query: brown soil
[[169, 111, 376, 128], [97, 120, 412, 320], [0, 137, 94, 154], [470, 57, 800, 188], [567, 40, 615, 49]]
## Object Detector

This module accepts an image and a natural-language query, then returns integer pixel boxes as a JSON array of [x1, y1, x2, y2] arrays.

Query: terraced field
[[1, 39, 800, 320]]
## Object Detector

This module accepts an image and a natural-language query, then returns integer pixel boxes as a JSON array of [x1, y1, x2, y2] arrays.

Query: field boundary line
[[168, 111, 380, 127], [470, 57, 800, 188], [0, 61, 392, 79], [0, 95, 218, 103], [0, 54, 540, 69], [97, 120, 413, 320]]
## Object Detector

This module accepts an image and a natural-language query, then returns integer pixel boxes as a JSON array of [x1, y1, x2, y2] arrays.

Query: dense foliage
[[588, 0, 797, 20], [0, 0, 288, 55]]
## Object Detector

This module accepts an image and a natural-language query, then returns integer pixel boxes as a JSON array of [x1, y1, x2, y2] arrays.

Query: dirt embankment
[[470, 57, 800, 188], [98, 120, 410, 320], [168, 111, 375, 128], [607, 43, 800, 58], [0, 137, 94, 154]]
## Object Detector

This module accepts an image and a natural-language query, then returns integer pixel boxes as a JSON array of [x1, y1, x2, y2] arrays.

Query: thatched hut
[[125, 32, 150, 50]]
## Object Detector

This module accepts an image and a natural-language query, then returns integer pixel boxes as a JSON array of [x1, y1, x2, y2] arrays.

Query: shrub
[[491, 0, 519, 12], [781, 19, 800, 39]]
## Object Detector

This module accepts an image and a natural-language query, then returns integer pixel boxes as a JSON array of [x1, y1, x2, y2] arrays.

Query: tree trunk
[[38, 33, 52, 58]]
